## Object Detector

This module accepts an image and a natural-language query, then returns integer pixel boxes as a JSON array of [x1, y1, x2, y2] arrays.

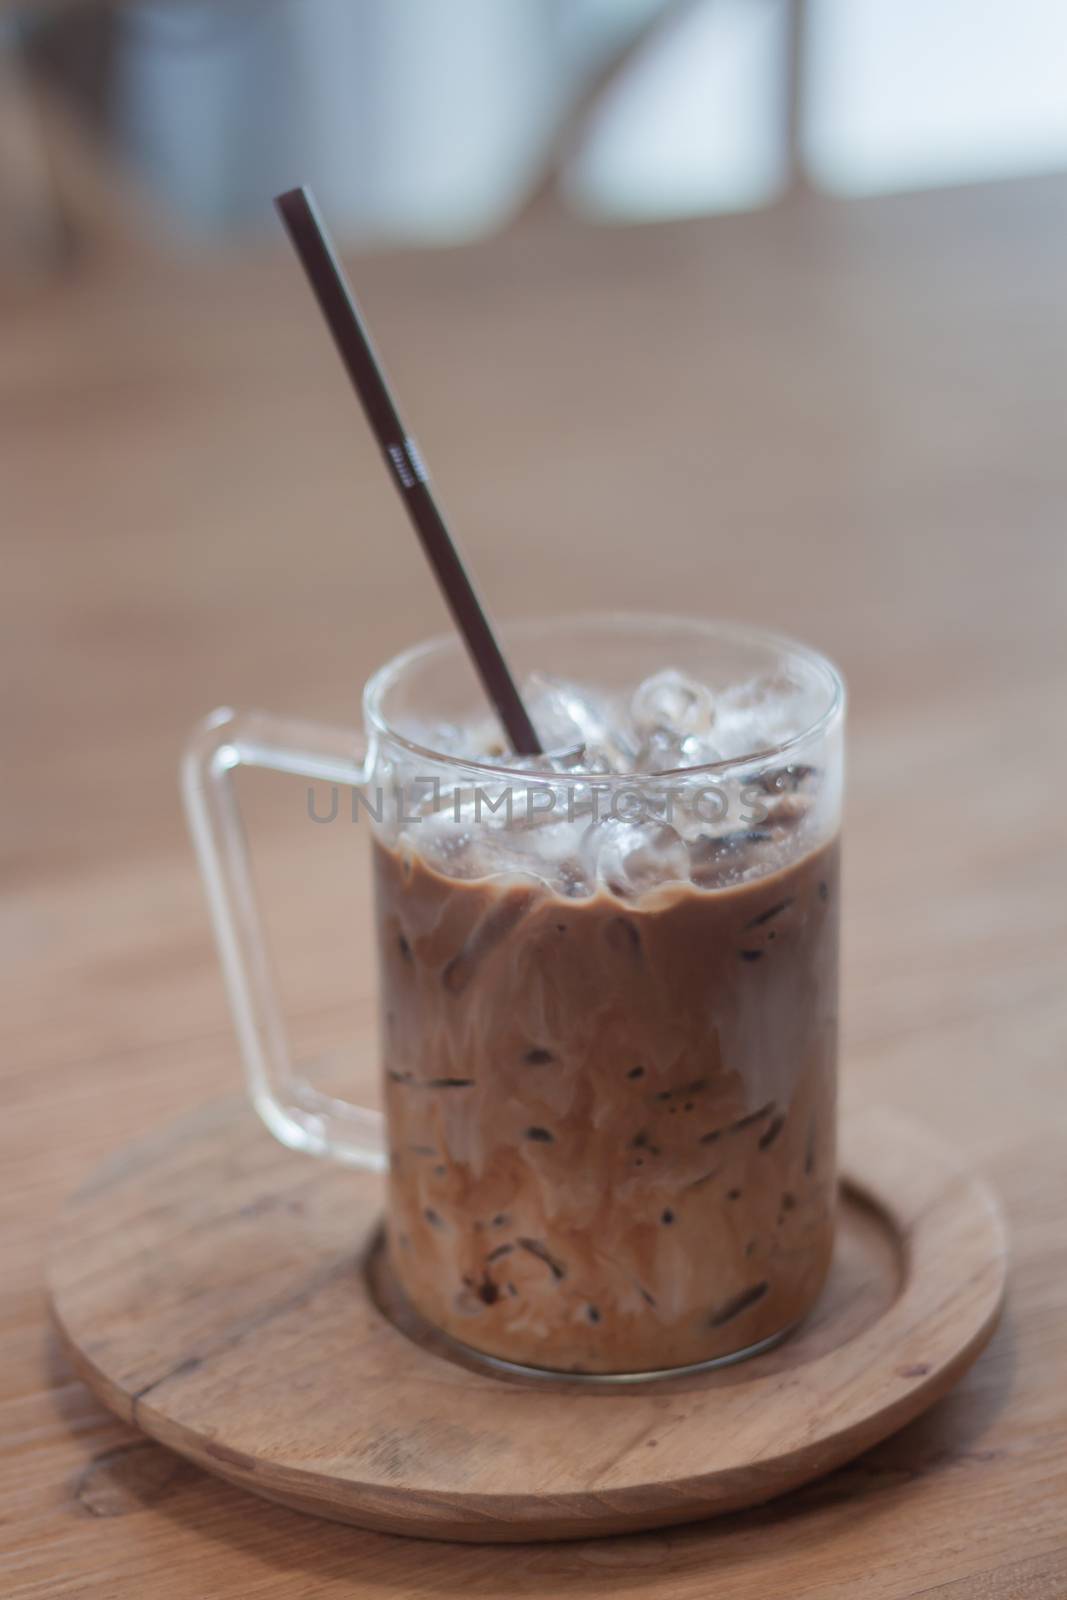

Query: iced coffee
[[372, 664, 841, 1374]]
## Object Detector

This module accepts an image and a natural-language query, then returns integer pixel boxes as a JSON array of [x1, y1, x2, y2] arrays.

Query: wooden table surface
[[3, 176, 1066, 1597]]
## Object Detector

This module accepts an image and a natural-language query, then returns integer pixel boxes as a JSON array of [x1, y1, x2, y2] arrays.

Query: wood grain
[[3, 173, 1067, 1591], [47, 1099, 1005, 1542]]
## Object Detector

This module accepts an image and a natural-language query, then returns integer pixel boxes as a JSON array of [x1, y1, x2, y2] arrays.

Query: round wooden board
[[48, 1097, 1007, 1543]]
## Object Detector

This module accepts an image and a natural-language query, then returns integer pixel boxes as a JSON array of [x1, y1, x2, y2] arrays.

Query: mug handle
[[182, 707, 387, 1171]]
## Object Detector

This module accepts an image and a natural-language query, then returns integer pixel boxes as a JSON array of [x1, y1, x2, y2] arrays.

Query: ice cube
[[630, 670, 716, 740], [633, 726, 725, 774], [710, 672, 805, 759], [581, 817, 690, 898], [511, 817, 579, 862], [629, 670, 724, 772], [525, 674, 634, 770], [633, 725, 685, 773], [554, 857, 593, 898], [414, 812, 485, 878]]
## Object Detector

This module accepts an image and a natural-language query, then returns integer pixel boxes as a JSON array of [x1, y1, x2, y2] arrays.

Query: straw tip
[[274, 186, 312, 221]]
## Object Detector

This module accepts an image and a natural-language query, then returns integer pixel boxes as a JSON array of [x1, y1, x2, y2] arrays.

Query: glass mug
[[184, 615, 844, 1379]]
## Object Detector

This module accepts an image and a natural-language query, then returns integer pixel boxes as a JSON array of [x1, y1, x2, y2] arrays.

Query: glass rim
[[362, 612, 845, 783]]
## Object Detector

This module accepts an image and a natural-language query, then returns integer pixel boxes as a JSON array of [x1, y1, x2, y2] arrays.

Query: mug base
[[425, 1318, 800, 1384], [367, 1236, 801, 1383]]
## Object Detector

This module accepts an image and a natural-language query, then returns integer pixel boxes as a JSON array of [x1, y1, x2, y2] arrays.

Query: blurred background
[[7, 0, 1067, 259]]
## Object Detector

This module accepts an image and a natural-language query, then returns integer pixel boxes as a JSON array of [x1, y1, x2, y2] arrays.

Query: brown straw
[[274, 186, 542, 757]]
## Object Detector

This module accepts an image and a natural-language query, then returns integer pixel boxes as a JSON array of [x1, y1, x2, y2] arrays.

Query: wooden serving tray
[[48, 1097, 1006, 1543]]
